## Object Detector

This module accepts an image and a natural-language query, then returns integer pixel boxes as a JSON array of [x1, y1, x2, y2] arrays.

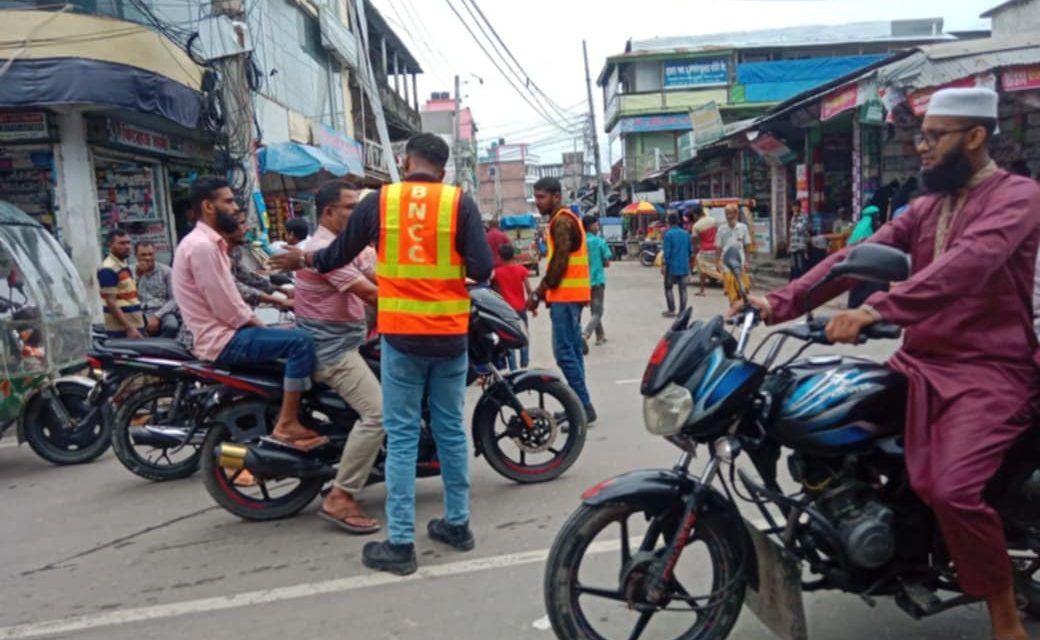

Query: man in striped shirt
[[97, 229, 145, 338]]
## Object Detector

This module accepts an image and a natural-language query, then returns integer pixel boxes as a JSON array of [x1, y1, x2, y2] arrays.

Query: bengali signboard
[[1003, 65, 1040, 93], [750, 133, 796, 165], [0, 112, 48, 141], [690, 101, 724, 148], [618, 114, 692, 134], [908, 74, 995, 116], [821, 84, 859, 121], [311, 123, 365, 176], [664, 58, 729, 89]]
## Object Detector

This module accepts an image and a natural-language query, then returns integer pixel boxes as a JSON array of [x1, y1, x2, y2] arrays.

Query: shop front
[[0, 111, 59, 233]]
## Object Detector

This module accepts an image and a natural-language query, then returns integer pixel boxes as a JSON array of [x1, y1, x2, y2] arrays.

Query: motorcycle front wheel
[[111, 382, 203, 481], [640, 252, 657, 268], [474, 377, 586, 484], [23, 380, 111, 465], [544, 502, 746, 640], [201, 420, 325, 521]]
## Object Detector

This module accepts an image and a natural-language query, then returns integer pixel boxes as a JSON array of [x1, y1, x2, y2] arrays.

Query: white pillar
[[53, 109, 102, 321]]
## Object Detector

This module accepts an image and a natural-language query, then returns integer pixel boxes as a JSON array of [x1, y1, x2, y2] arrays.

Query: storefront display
[[94, 155, 172, 263], [263, 193, 315, 242], [0, 147, 55, 230]]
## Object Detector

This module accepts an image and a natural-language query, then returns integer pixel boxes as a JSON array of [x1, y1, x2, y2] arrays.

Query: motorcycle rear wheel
[[475, 378, 585, 484], [111, 383, 202, 481], [544, 502, 745, 640], [201, 420, 325, 521], [640, 252, 656, 268], [23, 380, 111, 465]]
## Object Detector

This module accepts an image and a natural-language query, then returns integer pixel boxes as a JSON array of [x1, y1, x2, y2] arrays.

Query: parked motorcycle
[[543, 243, 1040, 639], [639, 240, 661, 268], [201, 286, 587, 521]]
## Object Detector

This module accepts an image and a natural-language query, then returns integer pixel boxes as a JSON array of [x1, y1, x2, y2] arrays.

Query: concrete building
[[477, 143, 539, 218], [421, 92, 478, 193], [597, 19, 958, 193], [982, 0, 1040, 37], [0, 0, 420, 313]]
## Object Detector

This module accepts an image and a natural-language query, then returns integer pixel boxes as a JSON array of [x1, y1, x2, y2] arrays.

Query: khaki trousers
[[314, 349, 384, 495]]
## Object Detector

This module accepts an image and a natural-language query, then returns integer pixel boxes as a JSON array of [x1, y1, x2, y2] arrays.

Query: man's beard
[[921, 143, 975, 194], [215, 210, 240, 234]]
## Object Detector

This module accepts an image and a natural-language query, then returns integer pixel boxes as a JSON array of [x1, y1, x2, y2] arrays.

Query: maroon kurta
[[767, 168, 1040, 596]]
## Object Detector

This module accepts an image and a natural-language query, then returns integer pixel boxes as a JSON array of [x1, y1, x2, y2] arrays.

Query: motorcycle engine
[[791, 456, 895, 570]]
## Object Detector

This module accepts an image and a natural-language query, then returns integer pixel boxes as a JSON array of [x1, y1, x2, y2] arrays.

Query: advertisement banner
[[908, 76, 988, 116], [311, 123, 365, 176], [821, 84, 859, 121], [749, 133, 796, 165], [690, 101, 725, 148], [0, 112, 47, 141], [618, 114, 692, 135], [795, 164, 809, 200], [664, 58, 729, 89], [1002, 65, 1040, 93]]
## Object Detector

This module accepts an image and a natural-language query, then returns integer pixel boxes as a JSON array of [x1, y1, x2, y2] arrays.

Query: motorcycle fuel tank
[[771, 356, 906, 456]]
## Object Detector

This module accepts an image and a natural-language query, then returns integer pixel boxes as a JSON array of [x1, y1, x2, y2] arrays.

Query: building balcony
[[604, 87, 729, 131], [624, 151, 675, 182], [378, 82, 421, 134], [363, 138, 391, 181]]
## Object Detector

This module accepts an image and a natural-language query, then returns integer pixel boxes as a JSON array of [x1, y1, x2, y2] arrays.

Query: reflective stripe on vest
[[376, 182, 470, 335], [545, 208, 591, 303]]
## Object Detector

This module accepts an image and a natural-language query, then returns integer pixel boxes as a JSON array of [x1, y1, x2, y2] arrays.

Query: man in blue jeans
[[661, 212, 693, 317], [172, 176, 323, 451], [271, 134, 493, 575], [527, 178, 596, 426]]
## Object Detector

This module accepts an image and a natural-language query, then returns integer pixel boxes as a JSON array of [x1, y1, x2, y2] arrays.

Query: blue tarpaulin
[[500, 213, 538, 229], [736, 55, 886, 103], [258, 142, 350, 177]]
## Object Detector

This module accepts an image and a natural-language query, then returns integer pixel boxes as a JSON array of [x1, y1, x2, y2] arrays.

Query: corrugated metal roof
[[626, 20, 952, 55], [878, 33, 1040, 88], [981, 0, 1023, 18]]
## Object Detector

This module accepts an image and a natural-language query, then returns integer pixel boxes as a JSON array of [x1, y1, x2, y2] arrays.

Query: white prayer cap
[[926, 87, 999, 120]]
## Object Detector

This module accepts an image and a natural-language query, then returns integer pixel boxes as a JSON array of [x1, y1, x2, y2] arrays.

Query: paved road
[[1, 260, 1035, 640]]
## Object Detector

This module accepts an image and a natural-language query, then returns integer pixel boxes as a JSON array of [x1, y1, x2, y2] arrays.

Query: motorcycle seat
[[102, 337, 194, 361]]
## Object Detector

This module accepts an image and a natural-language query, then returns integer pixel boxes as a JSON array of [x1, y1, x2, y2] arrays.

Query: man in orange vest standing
[[271, 134, 493, 575], [527, 177, 596, 426]]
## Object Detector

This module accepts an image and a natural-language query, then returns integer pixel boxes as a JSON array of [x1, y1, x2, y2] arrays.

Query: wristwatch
[[298, 253, 307, 269]]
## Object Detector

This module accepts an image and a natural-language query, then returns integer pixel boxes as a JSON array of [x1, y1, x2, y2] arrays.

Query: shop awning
[[258, 142, 352, 178]]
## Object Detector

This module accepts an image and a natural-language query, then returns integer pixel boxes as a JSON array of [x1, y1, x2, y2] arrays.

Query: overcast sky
[[372, 0, 998, 165]]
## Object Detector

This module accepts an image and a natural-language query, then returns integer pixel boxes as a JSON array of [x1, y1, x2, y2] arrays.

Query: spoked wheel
[[23, 380, 111, 465], [544, 502, 746, 640], [200, 417, 324, 521], [475, 378, 586, 484], [111, 383, 203, 481]]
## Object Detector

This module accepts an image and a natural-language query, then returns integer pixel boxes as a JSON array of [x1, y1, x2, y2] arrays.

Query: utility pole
[[212, 0, 258, 221], [582, 40, 607, 216], [453, 74, 462, 188]]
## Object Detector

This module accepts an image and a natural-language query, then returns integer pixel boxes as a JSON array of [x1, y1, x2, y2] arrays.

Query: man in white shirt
[[716, 204, 752, 303]]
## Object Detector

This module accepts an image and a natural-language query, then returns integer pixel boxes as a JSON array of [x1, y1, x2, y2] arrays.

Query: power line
[[442, 0, 571, 134], [461, 0, 573, 119], [382, 0, 452, 87]]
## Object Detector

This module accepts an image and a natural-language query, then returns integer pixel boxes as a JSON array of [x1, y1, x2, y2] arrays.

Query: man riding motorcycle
[[293, 179, 384, 535], [738, 87, 1040, 640]]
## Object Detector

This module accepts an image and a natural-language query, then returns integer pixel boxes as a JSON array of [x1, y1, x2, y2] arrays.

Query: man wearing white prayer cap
[[738, 85, 1040, 640]]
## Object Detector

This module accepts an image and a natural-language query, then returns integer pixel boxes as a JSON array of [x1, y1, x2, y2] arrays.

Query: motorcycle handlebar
[[805, 316, 902, 344]]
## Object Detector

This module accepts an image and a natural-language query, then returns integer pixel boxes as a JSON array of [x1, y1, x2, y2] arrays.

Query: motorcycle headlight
[[642, 383, 693, 437]]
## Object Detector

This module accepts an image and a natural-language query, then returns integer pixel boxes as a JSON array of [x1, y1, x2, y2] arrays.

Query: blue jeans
[[506, 311, 529, 371], [550, 302, 592, 407], [217, 327, 315, 392], [381, 338, 470, 544]]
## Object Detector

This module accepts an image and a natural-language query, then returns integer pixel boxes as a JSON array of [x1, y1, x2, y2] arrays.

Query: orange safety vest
[[376, 182, 470, 335], [544, 208, 591, 304]]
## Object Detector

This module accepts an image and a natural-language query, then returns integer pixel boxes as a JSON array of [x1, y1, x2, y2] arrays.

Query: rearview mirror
[[829, 243, 909, 283], [722, 245, 743, 275]]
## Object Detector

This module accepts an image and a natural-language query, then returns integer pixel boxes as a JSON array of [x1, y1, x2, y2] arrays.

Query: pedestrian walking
[[661, 213, 692, 317], [581, 215, 611, 346], [717, 204, 752, 304], [690, 206, 719, 297], [493, 244, 533, 369], [788, 200, 811, 280], [485, 218, 512, 267], [98, 229, 145, 338], [526, 177, 597, 427], [270, 134, 493, 576]]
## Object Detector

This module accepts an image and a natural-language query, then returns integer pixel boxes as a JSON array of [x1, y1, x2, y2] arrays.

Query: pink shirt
[[294, 225, 371, 323], [172, 221, 254, 360]]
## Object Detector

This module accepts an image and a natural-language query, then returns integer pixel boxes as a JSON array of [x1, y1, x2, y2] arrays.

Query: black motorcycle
[[639, 240, 661, 268], [90, 336, 215, 481], [543, 244, 1040, 639], [201, 286, 587, 521]]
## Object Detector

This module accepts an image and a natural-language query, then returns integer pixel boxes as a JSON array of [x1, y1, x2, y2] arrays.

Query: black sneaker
[[427, 518, 475, 552], [362, 540, 417, 575], [584, 404, 598, 427]]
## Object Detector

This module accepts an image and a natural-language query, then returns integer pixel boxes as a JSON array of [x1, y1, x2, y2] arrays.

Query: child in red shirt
[[493, 244, 532, 369]]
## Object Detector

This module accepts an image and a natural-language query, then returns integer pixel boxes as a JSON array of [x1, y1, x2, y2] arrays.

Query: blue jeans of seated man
[[550, 302, 592, 407], [381, 338, 469, 544], [217, 327, 315, 392]]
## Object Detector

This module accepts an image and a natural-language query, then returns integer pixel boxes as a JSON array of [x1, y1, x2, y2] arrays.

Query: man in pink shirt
[[295, 180, 383, 534], [172, 176, 324, 451]]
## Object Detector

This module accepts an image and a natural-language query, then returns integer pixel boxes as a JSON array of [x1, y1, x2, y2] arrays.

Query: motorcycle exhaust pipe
[[214, 442, 335, 479], [129, 425, 190, 449]]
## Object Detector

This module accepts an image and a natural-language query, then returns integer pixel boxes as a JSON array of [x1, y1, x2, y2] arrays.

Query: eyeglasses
[[913, 127, 975, 148]]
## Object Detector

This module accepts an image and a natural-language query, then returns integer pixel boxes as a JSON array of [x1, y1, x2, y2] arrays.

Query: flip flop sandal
[[318, 508, 381, 535], [260, 434, 330, 452]]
